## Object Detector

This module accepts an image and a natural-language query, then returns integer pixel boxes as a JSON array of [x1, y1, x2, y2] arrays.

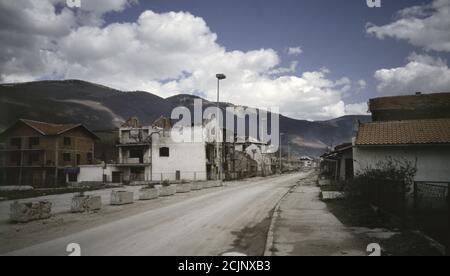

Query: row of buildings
[[0, 116, 309, 187], [320, 92, 450, 184]]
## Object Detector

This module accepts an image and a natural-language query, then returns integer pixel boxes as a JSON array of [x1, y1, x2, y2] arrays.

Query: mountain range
[[0, 80, 371, 157]]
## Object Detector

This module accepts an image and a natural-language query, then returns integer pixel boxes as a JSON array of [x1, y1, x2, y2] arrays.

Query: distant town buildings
[[0, 115, 313, 187], [76, 116, 284, 185]]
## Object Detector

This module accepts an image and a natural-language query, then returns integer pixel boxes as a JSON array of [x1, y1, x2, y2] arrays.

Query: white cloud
[[374, 53, 450, 95], [357, 80, 367, 90], [287, 47, 303, 56], [344, 102, 368, 115], [0, 1, 364, 121], [366, 0, 450, 52], [79, 0, 137, 14], [268, 61, 298, 75]]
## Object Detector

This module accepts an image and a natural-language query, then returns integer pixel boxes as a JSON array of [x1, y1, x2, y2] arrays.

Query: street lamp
[[216, 73, 226, 180], [261, 117, 267, 176], [279, 132, 284, 174]]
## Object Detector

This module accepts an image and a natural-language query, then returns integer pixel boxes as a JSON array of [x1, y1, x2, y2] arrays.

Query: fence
[[413, 181, 449, 252], [362, 178, 407, 219], [150, 171, 208, 183], [363, 180, 449, 254]]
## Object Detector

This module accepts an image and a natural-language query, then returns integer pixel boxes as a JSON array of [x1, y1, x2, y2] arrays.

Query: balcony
[[117, 157, 151, 166]]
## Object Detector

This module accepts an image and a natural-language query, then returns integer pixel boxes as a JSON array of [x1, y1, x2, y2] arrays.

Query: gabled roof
[[20, 119, 79, 135], [1, 119, 99, 140], [355, 118, 450, 146]]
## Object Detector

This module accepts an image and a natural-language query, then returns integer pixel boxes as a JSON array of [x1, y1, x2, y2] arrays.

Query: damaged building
[[0, 119, 98, 187]]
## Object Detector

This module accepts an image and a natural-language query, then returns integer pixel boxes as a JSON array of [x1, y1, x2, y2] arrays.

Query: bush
[[144, 184, 155, 189], [345, 158, 417, 200], [162, 180, 171, 187]]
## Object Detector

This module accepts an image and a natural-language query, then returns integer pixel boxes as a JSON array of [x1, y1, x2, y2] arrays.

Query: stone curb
[[263, 183, 300, 256]]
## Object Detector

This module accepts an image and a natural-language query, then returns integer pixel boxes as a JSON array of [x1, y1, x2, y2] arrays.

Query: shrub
[[162, 180, 171, 187], [345, 157, 417, 200], [144, 184, 155, 189]]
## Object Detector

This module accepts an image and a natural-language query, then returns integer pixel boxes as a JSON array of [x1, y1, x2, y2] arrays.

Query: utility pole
[[288, 142, 291, 162], [215, 73, 226, 181], [261, 117, 267, 177], [279, 132, 284, 174]]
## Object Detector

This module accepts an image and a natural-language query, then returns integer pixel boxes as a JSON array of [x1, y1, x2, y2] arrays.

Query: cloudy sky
[[1, 0, 449, 120]]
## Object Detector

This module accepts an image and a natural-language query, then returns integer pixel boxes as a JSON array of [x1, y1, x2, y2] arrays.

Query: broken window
[[11, 137, 21, 148], [29, 137, 40, 147], [63, 153, 71, 162], [29, 153, 39, 162], [10, 153, 20, 164], [159, 147, 170, 157], [64, 137, 72, 146]]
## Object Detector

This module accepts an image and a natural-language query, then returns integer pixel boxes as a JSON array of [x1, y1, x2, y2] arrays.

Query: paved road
[[4, 173, 308, 256]]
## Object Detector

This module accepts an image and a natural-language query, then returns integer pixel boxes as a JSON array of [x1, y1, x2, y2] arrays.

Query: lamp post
[[216, 73, 226, 180], [279, 132, 284, 174], [261, 117, 267, 176], [288, 141, 291, 170]]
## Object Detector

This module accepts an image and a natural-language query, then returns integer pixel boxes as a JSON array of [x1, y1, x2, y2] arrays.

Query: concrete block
[[71, 195, 102, 213], [321, 191, 345, 200], [213, 181, 223, 188], [129, 181, 152, 186], [204, 181, 215, 189], [159, 185, 176, 197], [0, 186, 34, 192], [191, 182, 204, 191], [139, 188, 159, 200], [205, 181, 222, 188], [318, 179, 331, 186], [176, 184, 192, 193], [110, 190, 134, 205], [10, 201, 52, 223]]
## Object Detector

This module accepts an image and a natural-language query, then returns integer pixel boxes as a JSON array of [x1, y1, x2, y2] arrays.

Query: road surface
[[3, 172, 308, 256]]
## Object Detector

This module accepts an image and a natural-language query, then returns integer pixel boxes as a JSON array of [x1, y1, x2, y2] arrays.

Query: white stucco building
[[150, 125, 209, 181], [353, 119, 450, 183], [77, 117, 213, 184], [77, 164, 123, 183]]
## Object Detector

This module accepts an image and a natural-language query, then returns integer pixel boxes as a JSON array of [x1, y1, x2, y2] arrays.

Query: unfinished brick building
[[0, 119, 99, 187]]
